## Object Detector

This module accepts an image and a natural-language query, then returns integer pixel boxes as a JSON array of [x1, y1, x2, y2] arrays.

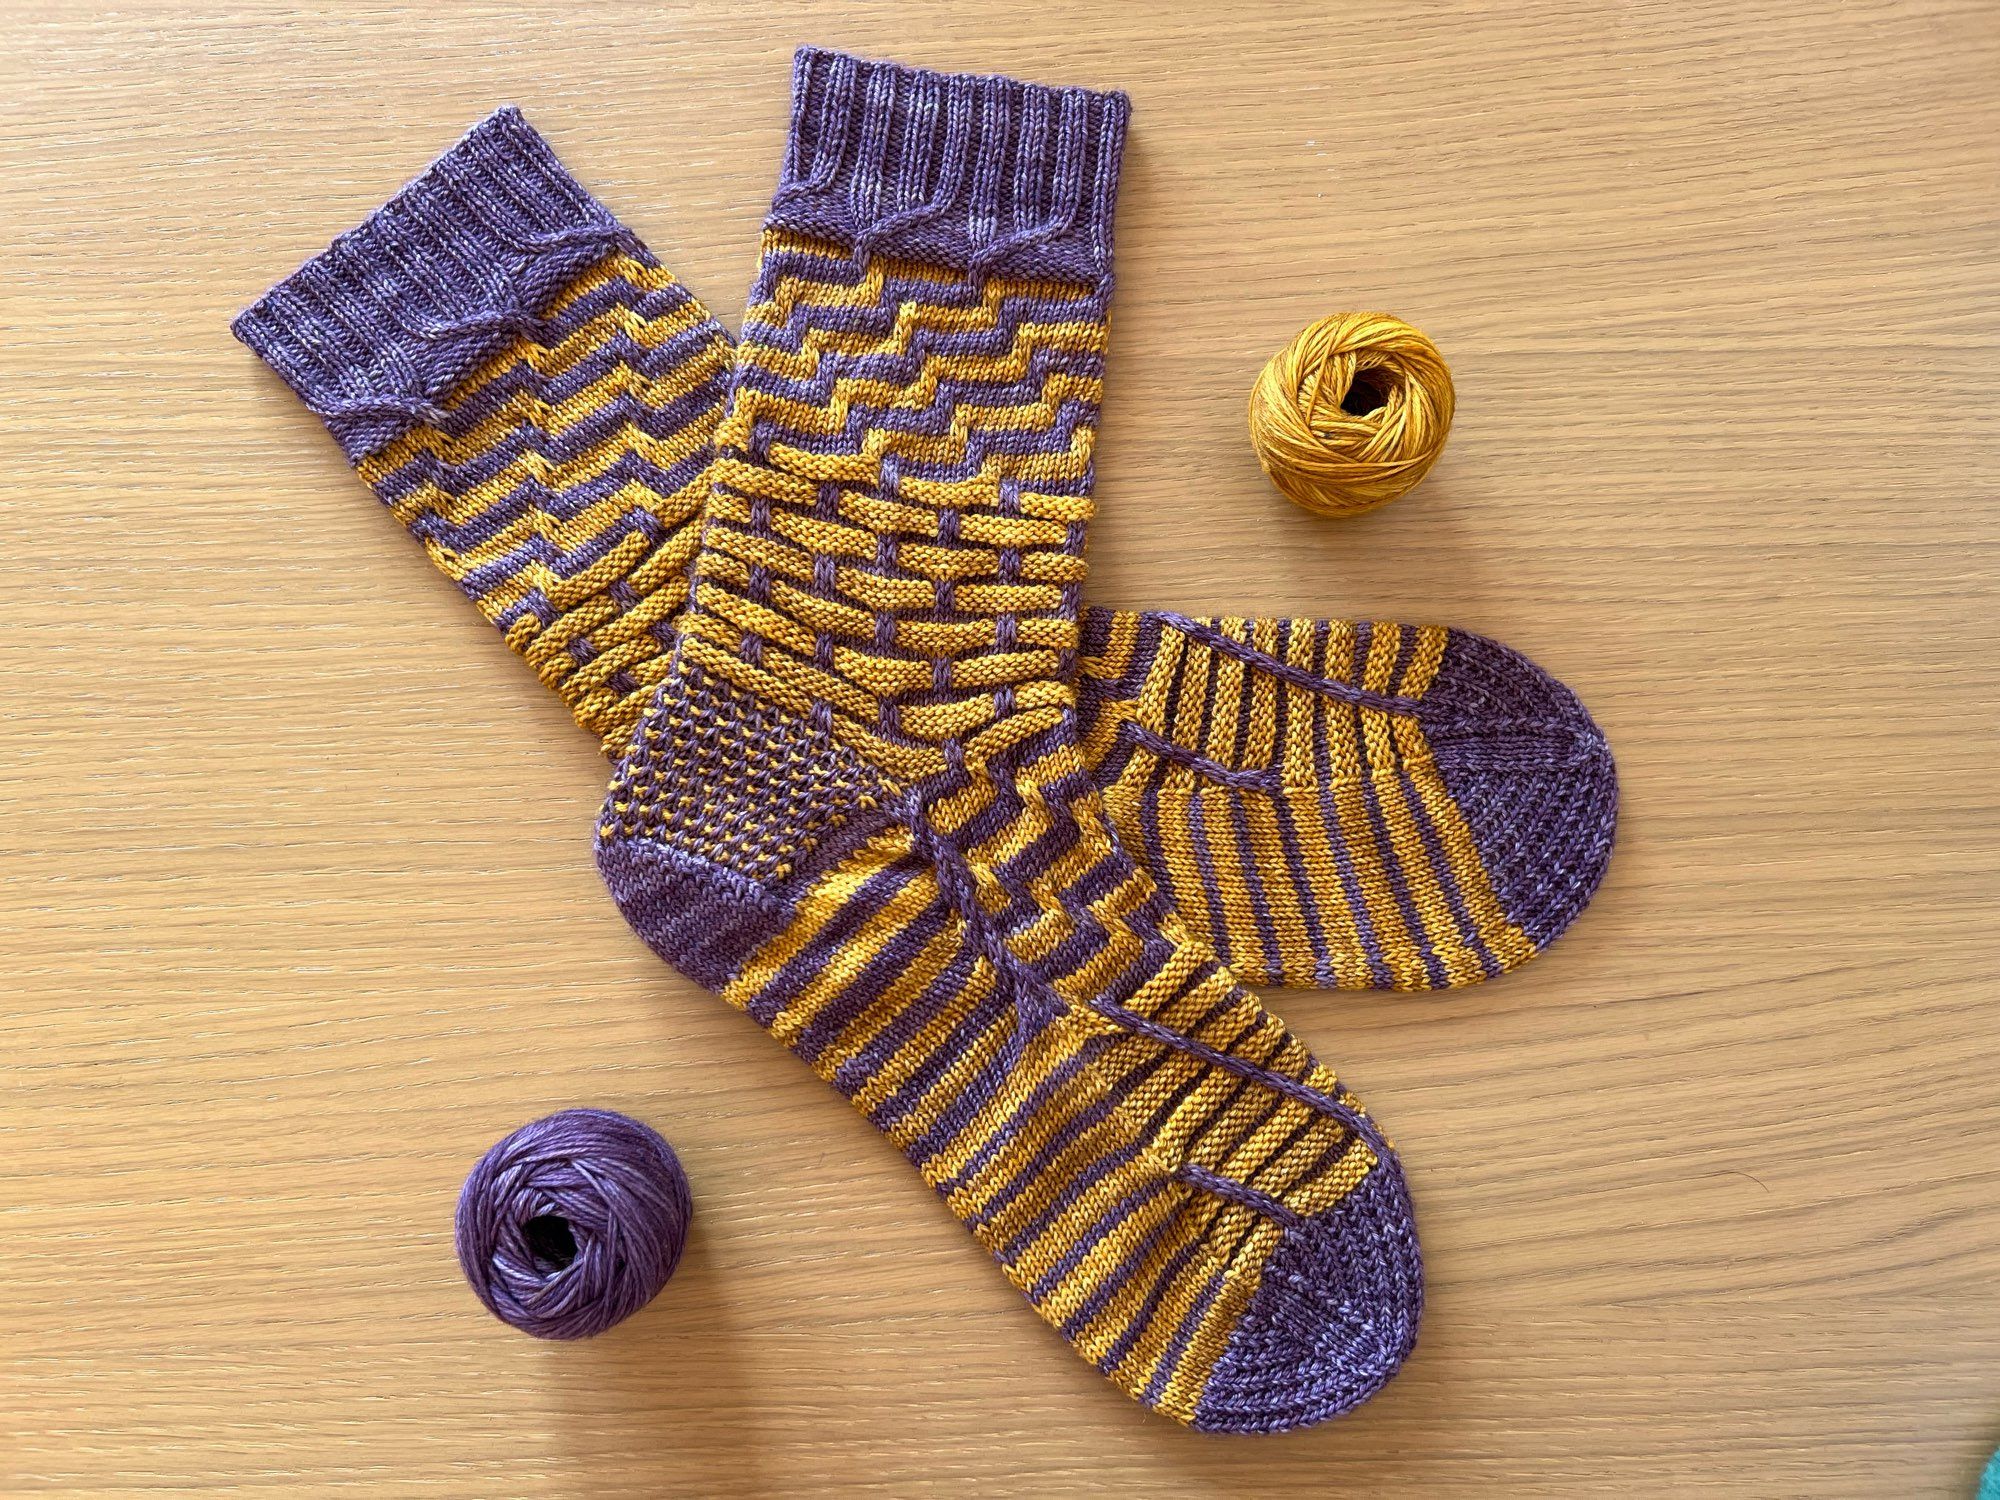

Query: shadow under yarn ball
[[454, 1108, 692, 1340]]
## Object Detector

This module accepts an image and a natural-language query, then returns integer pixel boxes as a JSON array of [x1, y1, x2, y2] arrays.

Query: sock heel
[[596, 658, 893, 990]]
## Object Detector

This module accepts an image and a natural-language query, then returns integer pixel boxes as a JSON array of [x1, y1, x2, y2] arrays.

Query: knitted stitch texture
[[587, 49, 1420, 1430], [233, 110, 1616, 995]]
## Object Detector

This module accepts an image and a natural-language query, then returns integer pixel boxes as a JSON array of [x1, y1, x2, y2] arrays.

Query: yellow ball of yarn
[[1247, 313, 1456, 518]]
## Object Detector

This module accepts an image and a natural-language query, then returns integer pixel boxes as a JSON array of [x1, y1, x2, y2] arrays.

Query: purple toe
[[1192, 1159, 1424, 1433], [1419, 629, 1619, 957]]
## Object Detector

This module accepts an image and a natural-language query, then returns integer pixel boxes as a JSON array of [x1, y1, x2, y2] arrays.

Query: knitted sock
[[590, 50, 1420, 1430], [233, 108, 1615, 995]]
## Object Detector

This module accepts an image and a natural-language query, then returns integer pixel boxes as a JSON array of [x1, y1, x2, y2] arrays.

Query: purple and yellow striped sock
[[233, 107, 1615, 998], [586, 49, 1421, 1429]]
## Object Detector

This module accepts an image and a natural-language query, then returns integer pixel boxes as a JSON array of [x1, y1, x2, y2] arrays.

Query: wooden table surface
[[4, 3, 1997, 1494]]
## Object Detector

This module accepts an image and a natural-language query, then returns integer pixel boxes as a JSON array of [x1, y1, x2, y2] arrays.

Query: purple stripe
[[1258, 617, 1341, 984], [370, 350, 727, 500], [384, 277, 714, 441], [740, 398, 1098, 487], [853, 956, 1008, 1127], [929, 1044, 1099, 1196], [1398, 764, 1505, 979], [1266, 783, 1342, 986], [1179, 642, 1241, 965], [988, 1132, 1140, 1260], [748, 245, 1114, 335], [1141, 1265, 1230, 1410], [1352, 625, 1449, 989], [1309, 625, 1392, 989], [745, 860, 923, 1028]]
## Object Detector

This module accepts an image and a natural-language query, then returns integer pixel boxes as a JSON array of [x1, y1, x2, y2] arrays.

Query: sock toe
[[1192, 1160, 1424, 1434], [1419, 629, 1619, 961]]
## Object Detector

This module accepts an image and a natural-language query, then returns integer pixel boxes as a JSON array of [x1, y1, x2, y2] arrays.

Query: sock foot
[[1080, 612, 1616, 990]]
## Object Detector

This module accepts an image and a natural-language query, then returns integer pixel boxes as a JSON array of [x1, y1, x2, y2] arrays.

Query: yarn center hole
[[524, 1214, 579, 1273], [1340, 367, 1393, 417]]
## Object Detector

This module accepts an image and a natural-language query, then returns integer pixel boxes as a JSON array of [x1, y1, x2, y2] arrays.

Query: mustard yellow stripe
[[812, 907, 976, 1093], [737, 328, 1105, 421], [1310, 626, 1420, 987], [1279, 621, 1321, 789], [765, 875, 947, 1051], [380, 399, 715, 550], [1041, 1174, 1197, 1333], [1113, 1221, 1237, 1412], [996, 1134, 1167, 1303]]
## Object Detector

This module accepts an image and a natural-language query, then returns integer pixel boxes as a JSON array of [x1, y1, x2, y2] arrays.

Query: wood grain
[[3, 2, 1997, 1493]]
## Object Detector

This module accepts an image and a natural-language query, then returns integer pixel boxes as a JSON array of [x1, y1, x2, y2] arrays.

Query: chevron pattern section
[[356, 252, 732, 752]]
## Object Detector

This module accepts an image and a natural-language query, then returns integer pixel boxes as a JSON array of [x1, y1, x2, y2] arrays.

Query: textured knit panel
[[230, 109, 734, 753], [602, 658, 888, 886], [673, 230, 1104, 782], [356, 254, 731, 750]]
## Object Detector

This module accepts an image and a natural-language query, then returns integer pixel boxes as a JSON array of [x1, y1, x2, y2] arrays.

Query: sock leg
[[598, 50, 1420, 1430], [232, 109, 733, 753]]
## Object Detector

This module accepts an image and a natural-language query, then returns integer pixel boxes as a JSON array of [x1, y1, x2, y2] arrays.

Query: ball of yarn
[[454, 1108, 691, 1340], [1247, 312, 1456, 518]]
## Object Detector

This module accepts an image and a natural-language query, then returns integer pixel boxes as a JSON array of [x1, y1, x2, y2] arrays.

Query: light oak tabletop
[[4, 2, 1997, 1494]]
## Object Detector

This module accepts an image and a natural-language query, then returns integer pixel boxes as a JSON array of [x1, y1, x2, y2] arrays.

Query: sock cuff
[[231, 107, 638, 461], [771, 47, 1130, 282]]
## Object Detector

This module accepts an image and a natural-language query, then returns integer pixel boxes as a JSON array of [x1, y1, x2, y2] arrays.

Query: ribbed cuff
[[232, 107, 636, 462], [770, 48, 1130, 283]]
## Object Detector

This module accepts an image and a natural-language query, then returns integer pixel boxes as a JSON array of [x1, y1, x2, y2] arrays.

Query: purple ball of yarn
[[454, 1108, 691, 1340]]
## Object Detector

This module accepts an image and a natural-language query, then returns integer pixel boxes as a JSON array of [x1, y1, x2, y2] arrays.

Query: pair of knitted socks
[[237, 49, 1615, 1432]]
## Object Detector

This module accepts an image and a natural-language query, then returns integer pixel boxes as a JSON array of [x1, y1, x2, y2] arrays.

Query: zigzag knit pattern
[[356, 253, 729, 751], [593, 50, 1422, 1431]]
